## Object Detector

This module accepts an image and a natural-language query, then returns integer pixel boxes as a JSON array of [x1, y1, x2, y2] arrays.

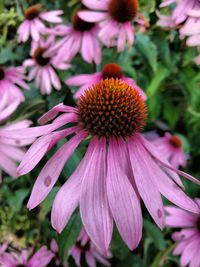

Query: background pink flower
[[0, 66, 28, 105], [153, 132, 188, 169], [166, 200, 200, 267], [14, 79, 200, 254], [17, 4, 63, 43], [45, 11, 101, 65], [23, 36, 70, 95], [66, 62, 146, 99], [69, 227, 111, 267], [78, 0, 147, 52], [0, 97, 34, 180], [0, 245, 54, 267]]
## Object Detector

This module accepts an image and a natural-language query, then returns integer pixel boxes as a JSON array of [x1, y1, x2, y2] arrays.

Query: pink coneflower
[[78, 0, 147, 52], [66, 62, 146, 99], [23, 37, 70, 95], [153, 133, 188, 169], [69, 227, 111, 267], [0, 66, 28, 105], [0, 98, 34, 180], [14, 79, 200, 253], [0, 245, 54, 267], [166, 201, 200, 267], [45, 11, 101, 65], [17, 4, 63, 43]]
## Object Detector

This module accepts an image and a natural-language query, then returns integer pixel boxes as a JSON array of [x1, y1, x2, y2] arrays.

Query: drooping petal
[[80, 137, 113, 254], [27, 131, 87, 209], [51, 136, 98, 233], [106, 137, 142, 250], [128, 135, 165, 229]]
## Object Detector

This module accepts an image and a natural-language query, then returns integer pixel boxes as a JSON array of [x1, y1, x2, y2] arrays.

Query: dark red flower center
[[0, 66, 5, 80], [24, 4, 42, 20], [33, 47, 50, 66], [169, 135, 182, 148], [101, 63, 123, 79], [76, 241, 90, 252], [78, 78, 147, 138], [108, 0, 138, 23], [72, 13, 95, 32]]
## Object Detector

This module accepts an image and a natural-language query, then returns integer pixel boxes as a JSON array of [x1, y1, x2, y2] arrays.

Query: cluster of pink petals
[[0, 98, 34, 180], [78, 0, 147, 52], [13, 102, 200, 254], [17, 7, 63, 43], [23, 36, 70, 95], [0, 66, 29, 105], [69, 227, 111, 267], [158, 0, 200, 64], [152, 132, 188, 169], [166, 200, 200, 267], [45, 23, 101, 65], [66, 65, 146, 99], [0, 243, 54, 267]]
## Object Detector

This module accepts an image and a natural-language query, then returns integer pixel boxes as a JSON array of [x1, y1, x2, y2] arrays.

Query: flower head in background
[[69, 227, 111, 267], [14, 79, 200, 254], [0, 66, 29, 105], [17, 4, 63, 43], [66, 62, 146, 99], [0, 97, 34, 180], [45, 11, 101, 65], [0, 244, 54, 267], [23, 36, 70, 95], [166, 200, 200, 267], [153, 133, 188, 169], [78, 0, 147, 52]]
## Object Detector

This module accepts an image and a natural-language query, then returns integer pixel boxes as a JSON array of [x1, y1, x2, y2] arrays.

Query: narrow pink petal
[[27, 131, 87, 209], [106, 137, 142, 250], [38, 103, 77, 125], [82, 0, 108, 10], [80, 137, 113, 254], [17, 128, 76, 176], [81, 32, 95, 63], [0, 153, 17, 177], [78, 11, 108, 22], [128, 135, 165, 229], [66, 73, 98, 86], [85, 251, 96, 267], [28, 246, 54, 267], [51, 136, 98, 233]]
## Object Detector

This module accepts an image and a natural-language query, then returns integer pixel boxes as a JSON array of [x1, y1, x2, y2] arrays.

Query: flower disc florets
[[78, 78, 147, 138], [170, 135, 182, 148], [108, 0, 138, 23], [72, 13, 95, 32], [0, 66, 5, 80], [24, 4, 42, 20], [33, 47, 50, 66]]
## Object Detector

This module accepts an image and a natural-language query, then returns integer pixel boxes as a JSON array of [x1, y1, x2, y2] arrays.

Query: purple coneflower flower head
[[166, 201, 200, 267], [23, 36, 70, 95], [153, 132, 188, 169], [69, 227, 111, 267], [78, 0, 147, 52], [15, 79, 200, 254], [0, 66, 29, 105], [0, 98, 34, 180], [17, 4, 63, 43], [45, 11, 101, 65], [0, 245, 54, 267], [66, 62, 146, 99]]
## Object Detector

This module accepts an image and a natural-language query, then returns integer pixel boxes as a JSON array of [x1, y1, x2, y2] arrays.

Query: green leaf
[[135, 35, 158, 73], [144, 219, 166, 251], [58, 212, 82, 263], [8, 188, 29, 214], [40, 186, 60, 218], [146, 64, 170, 97]]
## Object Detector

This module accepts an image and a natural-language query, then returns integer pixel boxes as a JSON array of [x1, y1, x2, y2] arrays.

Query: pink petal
[[27, 131, 86, 209], [78, 11, 108, 22], [128, 135, 165, 229], [106, 137, 142, 250], [80, 137, 113, 254], [85, 251, 96, 267], [82, 0, 108, 10]]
